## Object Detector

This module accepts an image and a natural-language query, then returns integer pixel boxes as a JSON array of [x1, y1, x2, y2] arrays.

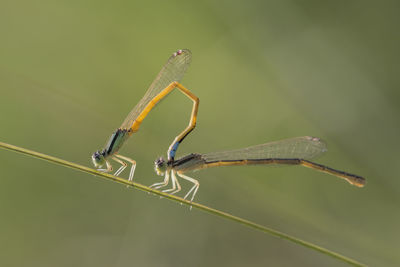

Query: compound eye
[[155, 157, 164, 167], [92, 151, 100, 160]]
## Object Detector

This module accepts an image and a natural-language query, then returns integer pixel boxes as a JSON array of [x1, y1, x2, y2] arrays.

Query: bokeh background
[[1, 1, 399, 266]]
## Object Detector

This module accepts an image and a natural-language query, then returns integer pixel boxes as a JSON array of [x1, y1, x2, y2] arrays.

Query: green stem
[[0, 141, 365, 267]]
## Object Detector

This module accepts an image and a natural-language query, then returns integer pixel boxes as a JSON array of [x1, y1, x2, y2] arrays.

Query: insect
[[92, 49, 199, 181], [151, 136, 365, 202]]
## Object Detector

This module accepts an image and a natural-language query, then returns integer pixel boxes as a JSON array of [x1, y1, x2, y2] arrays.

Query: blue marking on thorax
[[169, 141, 180, 160]]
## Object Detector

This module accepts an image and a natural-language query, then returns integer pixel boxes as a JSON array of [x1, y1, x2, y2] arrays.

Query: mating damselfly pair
[[92, 49, 365, 202]]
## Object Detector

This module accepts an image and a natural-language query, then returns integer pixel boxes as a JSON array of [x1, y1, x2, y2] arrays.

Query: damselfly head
[[92, 150, 106, 168], [154, 157, 167, 175]]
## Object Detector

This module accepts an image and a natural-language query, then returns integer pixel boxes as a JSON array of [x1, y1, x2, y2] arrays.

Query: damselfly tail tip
[[343, 174, 366, 188], [350, 176, 366, 188]]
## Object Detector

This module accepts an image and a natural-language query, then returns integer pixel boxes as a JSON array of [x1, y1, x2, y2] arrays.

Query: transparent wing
[[202, 136, 327, 162], [120, 49, 192, 129]]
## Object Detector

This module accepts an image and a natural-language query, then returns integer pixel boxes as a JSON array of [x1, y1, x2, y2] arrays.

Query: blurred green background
[[1, 0, 399, 266]]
